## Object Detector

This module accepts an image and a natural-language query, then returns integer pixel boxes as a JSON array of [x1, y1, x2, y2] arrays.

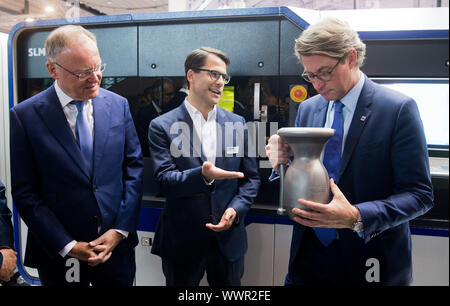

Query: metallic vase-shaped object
[[277, 127, 334, 219]]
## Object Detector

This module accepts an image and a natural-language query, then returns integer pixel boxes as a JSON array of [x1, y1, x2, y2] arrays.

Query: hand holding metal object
[[277, 128, 334, 219]]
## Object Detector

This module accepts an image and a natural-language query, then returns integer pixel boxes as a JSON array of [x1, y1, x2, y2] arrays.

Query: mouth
[[209, 88, 222, 97], [317, 88, 331, 96], [85, 83, 99, 90]]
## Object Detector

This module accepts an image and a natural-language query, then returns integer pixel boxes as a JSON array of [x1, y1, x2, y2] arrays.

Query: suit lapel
[[312, 97, 329, 127], [92, 92, 112, 174], [33, 85, 90, 178], [339, 77, 374, 178]]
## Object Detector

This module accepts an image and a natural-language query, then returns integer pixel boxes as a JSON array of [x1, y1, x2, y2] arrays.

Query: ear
[[46, 61, 58, 79], [347, 49, 358, 69], [186, 69, 195, 85]]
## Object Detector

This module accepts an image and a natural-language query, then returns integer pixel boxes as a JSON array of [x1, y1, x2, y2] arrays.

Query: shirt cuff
[[59, 240, 77, 258], [114, 229, 128, 239]]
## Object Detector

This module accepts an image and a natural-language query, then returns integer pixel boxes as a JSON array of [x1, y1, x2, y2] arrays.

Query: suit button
[[93, 185, 98, 192]]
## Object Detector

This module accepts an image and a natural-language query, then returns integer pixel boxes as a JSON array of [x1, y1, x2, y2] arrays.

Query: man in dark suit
[[266, 17, 433, 285], [148, 47, 260, 286], [135, 79, 175, 157], [0, 180, 17, 282], [163, 80, 189, 113], [10, 25, 143, 286]]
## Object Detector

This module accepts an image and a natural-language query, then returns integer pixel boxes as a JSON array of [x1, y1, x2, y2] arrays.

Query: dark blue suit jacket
[[10, 84, 143, 268], [290, 75, 433, 285], [148, 103, 260, 263]]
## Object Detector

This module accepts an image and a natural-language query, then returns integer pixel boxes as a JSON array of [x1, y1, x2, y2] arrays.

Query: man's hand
[[291, 179, 359, 229], [0, 249, 17, 282], [205, 208, 237, 232], [265, 134, 291, 172], [202, 161, 244, 183], [87, 229, 124, 266], [67, 241, 99, 263]]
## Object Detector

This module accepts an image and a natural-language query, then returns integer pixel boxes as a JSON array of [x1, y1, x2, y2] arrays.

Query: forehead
[[204, 54, 227, 71], [163, 82, 174, 91], [58, 40, 101, 66], [301, 54, 336, 72]]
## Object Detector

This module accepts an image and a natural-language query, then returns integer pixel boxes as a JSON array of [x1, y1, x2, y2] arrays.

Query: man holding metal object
[[266, 17, 433, 285]]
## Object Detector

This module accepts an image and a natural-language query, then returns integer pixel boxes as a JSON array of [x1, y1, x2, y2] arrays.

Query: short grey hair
[[294, 17, 366, 68], [45, 25, 97, 62]]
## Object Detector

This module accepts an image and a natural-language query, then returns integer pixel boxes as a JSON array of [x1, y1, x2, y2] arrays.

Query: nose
[[215, 76, 225, 86], [87, 70, 102, 82], [311, 77, 325, 90]]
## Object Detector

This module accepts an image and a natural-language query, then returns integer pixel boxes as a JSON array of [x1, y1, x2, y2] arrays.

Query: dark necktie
[[314, 100, 343, 246], [72, 100, 93, 174]]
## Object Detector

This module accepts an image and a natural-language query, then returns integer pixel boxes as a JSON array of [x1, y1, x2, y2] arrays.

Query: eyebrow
[[76, 63, 102, 72], [305, 64, 333, 74]]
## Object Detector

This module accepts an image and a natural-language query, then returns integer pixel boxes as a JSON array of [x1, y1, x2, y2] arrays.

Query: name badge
[[226, 146, 239, 155]]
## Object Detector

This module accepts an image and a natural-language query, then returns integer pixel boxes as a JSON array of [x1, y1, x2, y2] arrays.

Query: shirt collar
[[54, 81, 74, 108], [334, 71, 365, 112], [184, 99, 216, 121], [54, 81, 94, 108], [152, 100, 162, 113]]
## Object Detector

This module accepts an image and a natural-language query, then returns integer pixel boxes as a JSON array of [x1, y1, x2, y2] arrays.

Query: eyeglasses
[[301, 58, 342, 83], [194, 68, 231, 84], [54, 62, 106, 80]]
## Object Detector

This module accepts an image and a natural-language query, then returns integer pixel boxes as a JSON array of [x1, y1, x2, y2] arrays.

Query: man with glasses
[[266, 18, 433, 285], [148, 47, 260, 286], [135, 79, 175, 157], [10, 25, 143, 286]]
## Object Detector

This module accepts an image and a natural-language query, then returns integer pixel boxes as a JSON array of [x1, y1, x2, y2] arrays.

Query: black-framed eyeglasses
[[301, 57, 342, 83], [193, 68, 231, 84], [54, 62, 106, 81]]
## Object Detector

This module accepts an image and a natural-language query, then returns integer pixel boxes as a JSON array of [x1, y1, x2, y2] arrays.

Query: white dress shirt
[[184, 99, 217, 165]]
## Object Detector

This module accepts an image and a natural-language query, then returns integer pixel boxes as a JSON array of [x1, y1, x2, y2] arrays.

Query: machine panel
[[138, 19, 279, 77]]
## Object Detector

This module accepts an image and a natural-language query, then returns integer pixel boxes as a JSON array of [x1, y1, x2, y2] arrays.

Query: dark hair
[[184, 47, 230, 87]]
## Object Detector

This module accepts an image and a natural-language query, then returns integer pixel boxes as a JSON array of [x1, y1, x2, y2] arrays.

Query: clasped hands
[[265, 135, 359, 229], [68, 229, 123, 266]]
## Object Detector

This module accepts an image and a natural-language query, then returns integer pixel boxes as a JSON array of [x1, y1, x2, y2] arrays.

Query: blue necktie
[[314, 100, 343, 246], [72, 100, 93, 174]]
